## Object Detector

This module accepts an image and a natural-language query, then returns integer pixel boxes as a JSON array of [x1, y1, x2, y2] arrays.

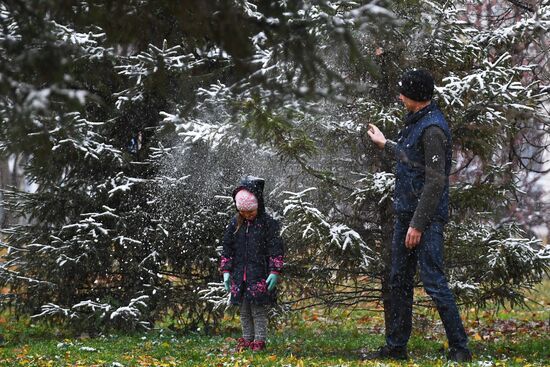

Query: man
[[366, 68, 472, 362]]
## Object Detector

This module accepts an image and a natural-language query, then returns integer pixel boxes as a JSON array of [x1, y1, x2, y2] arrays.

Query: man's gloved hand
[[223, 272, 231, 292], [266, 273, 279, 292]]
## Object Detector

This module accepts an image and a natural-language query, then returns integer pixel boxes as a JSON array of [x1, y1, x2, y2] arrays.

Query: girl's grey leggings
[[240, 299, 268, 341]]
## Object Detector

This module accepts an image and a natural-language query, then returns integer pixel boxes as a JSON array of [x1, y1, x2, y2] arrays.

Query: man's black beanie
[[398, 68, 434, 102]]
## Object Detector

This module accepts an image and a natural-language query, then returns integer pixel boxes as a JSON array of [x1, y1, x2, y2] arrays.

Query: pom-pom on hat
[[398, 68, 434, 102], [235, 189, 258, 211]]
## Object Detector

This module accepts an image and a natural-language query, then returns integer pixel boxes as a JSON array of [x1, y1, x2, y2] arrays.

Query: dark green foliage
[[0, 0, 548, 334]]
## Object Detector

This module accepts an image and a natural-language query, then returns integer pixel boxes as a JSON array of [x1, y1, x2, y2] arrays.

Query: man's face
[[398, 93, 416, 112]]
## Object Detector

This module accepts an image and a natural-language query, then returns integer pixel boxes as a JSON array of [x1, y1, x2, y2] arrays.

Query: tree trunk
[[0, 157, 11, 228], [0, 154, 26, 228]]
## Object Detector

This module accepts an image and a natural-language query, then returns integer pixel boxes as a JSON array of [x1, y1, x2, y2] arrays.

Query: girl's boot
[[236, 338, 251, 351], [251, 340, 266, 351]]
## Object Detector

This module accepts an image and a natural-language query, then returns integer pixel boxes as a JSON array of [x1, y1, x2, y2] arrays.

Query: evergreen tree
[[0, 0, 398, 331], [0, 0, 548, 333]]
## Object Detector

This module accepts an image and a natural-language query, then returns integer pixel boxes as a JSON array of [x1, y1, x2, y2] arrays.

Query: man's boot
[[447, 347, 473, 362]]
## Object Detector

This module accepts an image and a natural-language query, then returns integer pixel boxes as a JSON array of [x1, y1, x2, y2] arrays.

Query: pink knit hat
[[235, 189, 258, 211]]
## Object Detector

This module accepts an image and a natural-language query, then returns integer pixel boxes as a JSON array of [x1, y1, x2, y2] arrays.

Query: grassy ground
[[0, 281, 548, 366]]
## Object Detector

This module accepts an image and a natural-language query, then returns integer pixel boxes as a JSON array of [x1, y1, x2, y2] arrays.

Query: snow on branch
[[33, 296, 152, 329], [50, 113, 124, 164], [198, 282, 231, 310], [51, 21, 113, 60], [196, 81, 233, 104], [114, 40, 207, 109], [344, 2, 396, 25], [105, 173, 151, 198], [437, 54, 537, 113], [61, 216, 109, 238], [19, 85, 89, 113], [451, 221, 549, 284], [0, 4, 20, 42], [282, 188, 372, 267], [468, 4, 549, 46], [116, 40, 198, 85], [352, 172, 395, 207], [81, 205, 120, 220], [487, 230, 549, 270], [32, 303, 77, 319], [0, 266, 56, 286], [159, 112, 240, 150], [109, 295, 149, 322], [72, 300, 112, 315]]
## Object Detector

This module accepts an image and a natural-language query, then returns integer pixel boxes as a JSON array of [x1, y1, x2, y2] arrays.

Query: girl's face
[[239, 209, 258, 221]]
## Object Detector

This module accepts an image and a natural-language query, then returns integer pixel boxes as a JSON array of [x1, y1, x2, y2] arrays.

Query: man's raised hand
[[366, 123, 387, 149]]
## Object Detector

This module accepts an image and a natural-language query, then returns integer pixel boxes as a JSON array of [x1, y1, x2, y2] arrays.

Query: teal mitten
[[223, 272, 231, 292], [266, 273, 279, 292]]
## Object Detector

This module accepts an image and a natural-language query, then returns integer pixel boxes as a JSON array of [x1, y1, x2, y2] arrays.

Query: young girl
[[220, 176, 284, 351]]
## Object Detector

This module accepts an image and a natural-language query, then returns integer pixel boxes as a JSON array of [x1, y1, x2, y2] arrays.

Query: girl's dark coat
[[220, 177, 284, 305]]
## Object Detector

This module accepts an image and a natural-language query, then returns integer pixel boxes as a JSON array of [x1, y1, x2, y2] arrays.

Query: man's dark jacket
[[394, 102, 452, 223]]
